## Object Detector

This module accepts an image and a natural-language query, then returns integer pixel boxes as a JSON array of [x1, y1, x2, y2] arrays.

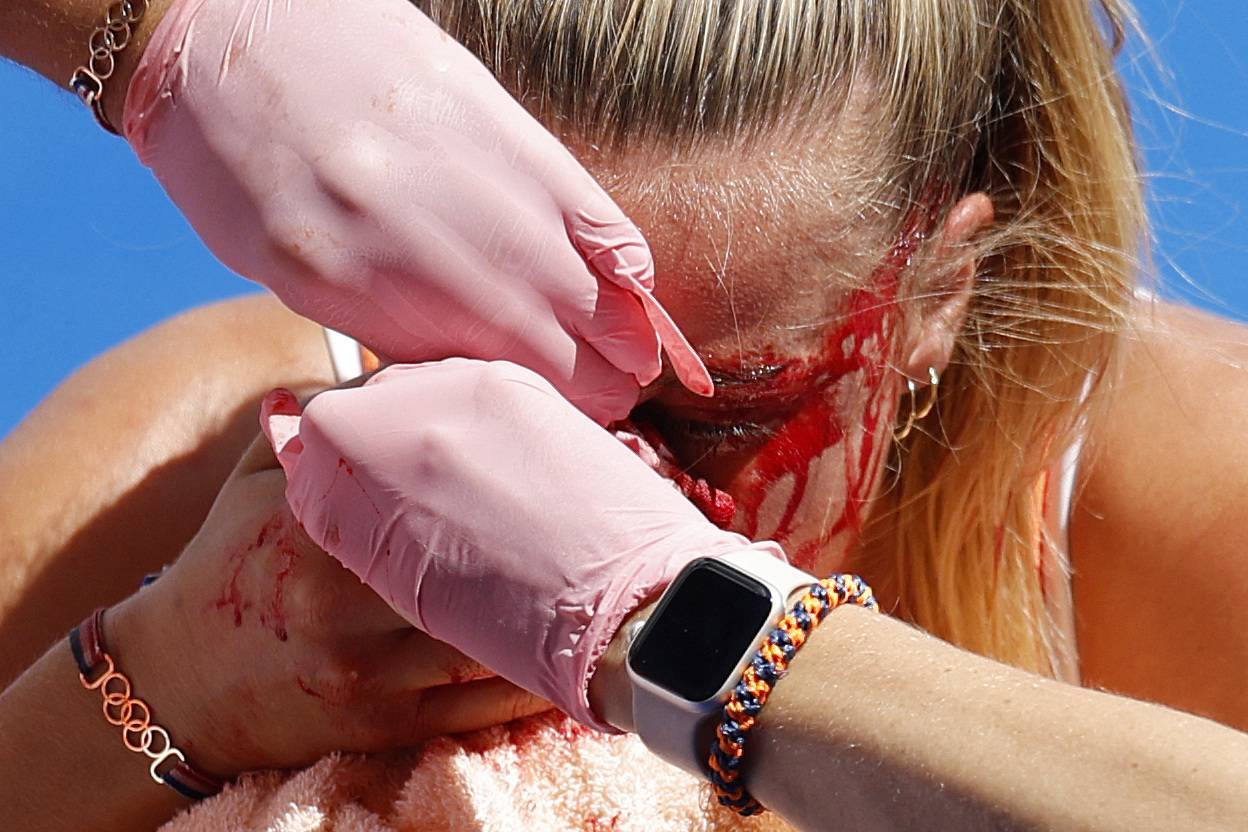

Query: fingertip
[[672, 354, 715, 398], [567, 207, 656, 293], [259, 388, 305, 476], [569, 207, 719, 398], [261, 386, 301, 414], [624, 286, 715, 398]]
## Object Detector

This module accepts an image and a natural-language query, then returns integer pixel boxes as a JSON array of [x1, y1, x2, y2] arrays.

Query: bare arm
[[7, 0, 173, 125], [587, 302, 1248, 830], [0, 601, 195, 832], [0, 442, 550, 832], [591, 603, 1248, 832]]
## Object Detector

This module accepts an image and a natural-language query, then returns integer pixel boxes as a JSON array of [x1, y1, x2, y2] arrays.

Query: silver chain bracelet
[[69, 0, 149, 135]]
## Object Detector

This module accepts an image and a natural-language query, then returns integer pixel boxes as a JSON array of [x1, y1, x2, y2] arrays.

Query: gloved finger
[[374, 286, 642, 424], [502, 121, 713, 398], [567, 207, 714, 398], [561, 354, 645, 425], [563, 203, 657, 293], [570, 278, 664, 388], [260, 387, 305, 480]]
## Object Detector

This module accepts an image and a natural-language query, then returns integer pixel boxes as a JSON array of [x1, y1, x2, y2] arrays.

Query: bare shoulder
[[1073, 298, 1248, 730], [0, 293, 334, 685], [3, 292, 333, 469]]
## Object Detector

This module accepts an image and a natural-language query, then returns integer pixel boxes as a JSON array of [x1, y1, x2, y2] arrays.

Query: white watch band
[[629, 550, 817, 776]]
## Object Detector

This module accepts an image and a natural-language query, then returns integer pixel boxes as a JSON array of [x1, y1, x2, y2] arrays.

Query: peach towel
[[156, 711, 793, 831]]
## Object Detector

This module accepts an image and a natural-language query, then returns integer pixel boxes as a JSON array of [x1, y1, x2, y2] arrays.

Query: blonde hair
[[418, 0, 1147, 676]]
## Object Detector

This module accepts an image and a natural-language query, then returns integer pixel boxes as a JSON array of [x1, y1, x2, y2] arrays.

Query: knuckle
[[300, 389, 358, 436], [506, 689, 543, 724], [399, 690, 434, 739], [259, 209, 322, 275], [314, 126, 388, 213], [395, 691, 435, 744], [354, 690, 426, 750], [477, 358, 520, 383], [473, 360, 545, 403], [407, 425, 458, 474]]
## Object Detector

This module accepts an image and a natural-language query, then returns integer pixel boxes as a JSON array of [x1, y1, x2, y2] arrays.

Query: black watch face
[[628, 558, 774, 703]]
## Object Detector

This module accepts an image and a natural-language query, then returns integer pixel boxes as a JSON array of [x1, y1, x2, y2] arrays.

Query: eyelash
[[660, 415, 779, 455]]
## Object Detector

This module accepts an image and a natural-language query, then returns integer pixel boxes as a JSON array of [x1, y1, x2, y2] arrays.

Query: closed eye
[[666, 416, 778, 452], [632, 401, 783, 460]]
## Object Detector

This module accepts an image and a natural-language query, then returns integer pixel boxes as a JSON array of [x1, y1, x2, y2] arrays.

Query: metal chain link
[[69, 0, 150, 135], [79, 646, 191, 784]]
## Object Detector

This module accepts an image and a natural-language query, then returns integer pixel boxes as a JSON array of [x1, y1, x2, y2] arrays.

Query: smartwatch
[[626, 549, 817, 775]]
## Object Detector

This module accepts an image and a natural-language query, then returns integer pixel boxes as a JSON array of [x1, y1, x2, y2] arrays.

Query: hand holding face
[[123, 0, 710, 424], [261, 360, 783, 730], [109, 432, 551, 779]]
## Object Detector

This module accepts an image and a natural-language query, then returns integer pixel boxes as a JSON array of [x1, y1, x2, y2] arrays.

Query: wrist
[[0, 615, 191, 830], [107, 589, 242, 780], [588, 601, 656, 733], [587, 543, 796, 734]]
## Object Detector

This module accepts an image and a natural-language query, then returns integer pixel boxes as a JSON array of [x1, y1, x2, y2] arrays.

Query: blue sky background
[[1, 0, 1245, 437]]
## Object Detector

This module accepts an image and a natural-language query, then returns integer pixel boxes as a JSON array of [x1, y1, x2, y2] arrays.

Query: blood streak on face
[[724, 205, 938, 570]]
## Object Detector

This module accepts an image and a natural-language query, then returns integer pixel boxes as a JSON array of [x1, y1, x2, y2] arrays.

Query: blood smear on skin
[[260, 521, 301, 643], [213, 513, 285, 626], [705, 207, 935, 568]]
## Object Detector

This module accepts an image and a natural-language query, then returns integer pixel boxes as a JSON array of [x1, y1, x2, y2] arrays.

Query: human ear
[[898, 192, 994, 380]]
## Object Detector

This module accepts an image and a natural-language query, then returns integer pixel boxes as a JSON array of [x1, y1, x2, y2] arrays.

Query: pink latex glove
[[260, 360, 783, 731], [123, 0, 711, 424]]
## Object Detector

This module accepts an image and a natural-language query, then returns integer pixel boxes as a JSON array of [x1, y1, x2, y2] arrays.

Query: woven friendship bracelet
[[70, 608, 224, 801], [707, 574, 879, 815]]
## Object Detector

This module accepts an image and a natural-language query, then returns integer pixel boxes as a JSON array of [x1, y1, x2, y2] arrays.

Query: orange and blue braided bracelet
[[707, 573, 879, 815]]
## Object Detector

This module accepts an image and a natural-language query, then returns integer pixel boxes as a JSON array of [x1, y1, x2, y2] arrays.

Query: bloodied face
[[578, 134, 948, 575]]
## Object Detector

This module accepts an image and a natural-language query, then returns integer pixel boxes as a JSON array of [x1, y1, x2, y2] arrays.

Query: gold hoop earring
[[893, 366, 940, 442]]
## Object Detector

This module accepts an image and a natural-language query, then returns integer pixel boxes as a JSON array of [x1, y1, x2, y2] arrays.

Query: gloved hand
[[260, 360, 783, 730], [123, 0, 711, 423]]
